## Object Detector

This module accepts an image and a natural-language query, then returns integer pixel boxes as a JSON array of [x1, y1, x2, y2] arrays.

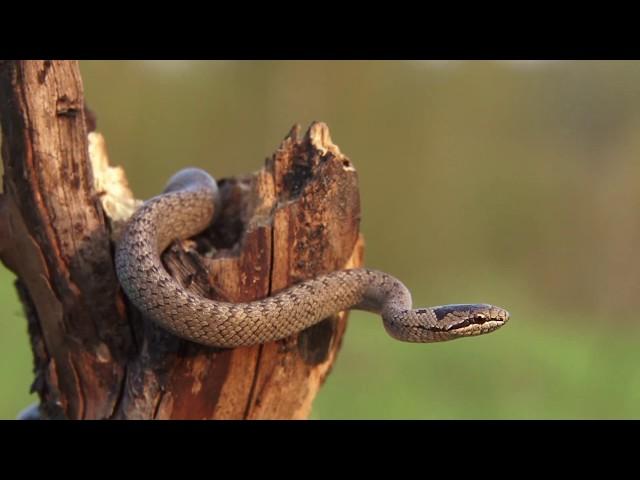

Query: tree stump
[[0, 60, 364, 419]]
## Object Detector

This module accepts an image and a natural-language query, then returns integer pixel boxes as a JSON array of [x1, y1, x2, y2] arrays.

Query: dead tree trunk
[[0, 60, 363, 419]]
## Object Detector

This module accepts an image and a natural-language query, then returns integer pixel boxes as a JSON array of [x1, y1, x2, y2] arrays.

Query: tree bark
[[0, 60, 363, 419]]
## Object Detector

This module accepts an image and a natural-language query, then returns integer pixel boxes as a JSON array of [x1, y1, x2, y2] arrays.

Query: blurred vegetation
[[2, 60, 640, 418]]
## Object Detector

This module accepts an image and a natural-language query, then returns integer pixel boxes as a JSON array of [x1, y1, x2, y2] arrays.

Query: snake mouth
[[411, 315, 507, 334], [448, 314, 505, 331], [448, 319, 505, 336], [447, 310, 510, 338]]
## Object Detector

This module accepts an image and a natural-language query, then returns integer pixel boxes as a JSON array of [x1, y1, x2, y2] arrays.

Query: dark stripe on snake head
[[433, 305, 469, 321]]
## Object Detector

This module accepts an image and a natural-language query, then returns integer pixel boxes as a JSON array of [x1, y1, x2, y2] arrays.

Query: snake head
[[429, 304, 509, 341], [387, 303, 510, 343]]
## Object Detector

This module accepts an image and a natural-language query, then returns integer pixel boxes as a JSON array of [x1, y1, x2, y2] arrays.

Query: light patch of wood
[[189, 356, 210, 395], [88, 132, 142, 239], [308, 121, 343, 157]]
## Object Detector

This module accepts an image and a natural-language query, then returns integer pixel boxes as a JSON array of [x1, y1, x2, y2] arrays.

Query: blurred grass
[[313, 275, 640, 419], [0, 268, 36, 418], [2, 60, 640, 419]]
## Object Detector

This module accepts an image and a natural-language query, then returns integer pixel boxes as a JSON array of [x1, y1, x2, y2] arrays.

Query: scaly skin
[[115, 168, 509, 348]]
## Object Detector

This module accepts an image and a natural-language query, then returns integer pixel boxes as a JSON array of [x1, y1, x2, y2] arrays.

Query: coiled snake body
[[115, 168, 509, 348]]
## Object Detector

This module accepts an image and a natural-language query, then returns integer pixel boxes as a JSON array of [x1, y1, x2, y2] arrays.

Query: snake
[[114, 168, 509, 348]]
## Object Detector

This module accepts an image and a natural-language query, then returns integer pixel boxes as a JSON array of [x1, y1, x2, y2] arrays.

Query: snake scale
[[115, 168, 509, 348]]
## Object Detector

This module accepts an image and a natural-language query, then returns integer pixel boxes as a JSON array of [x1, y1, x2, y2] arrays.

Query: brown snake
[[115, 168, 510, 348]]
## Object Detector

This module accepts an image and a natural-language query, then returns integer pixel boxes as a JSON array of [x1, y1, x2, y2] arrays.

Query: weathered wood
[[0, 60, 132, 420], [0, 60, 363, 419]]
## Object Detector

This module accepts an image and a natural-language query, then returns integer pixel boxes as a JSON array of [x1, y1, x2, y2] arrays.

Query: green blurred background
[[3, 60, 640, 419]]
